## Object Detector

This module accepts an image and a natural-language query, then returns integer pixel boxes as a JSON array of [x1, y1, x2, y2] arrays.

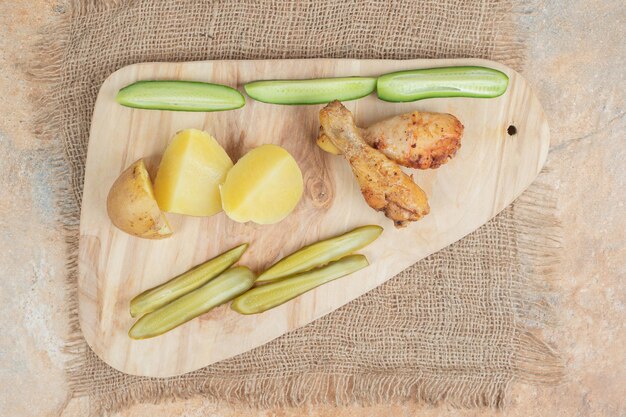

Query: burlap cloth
[[32, 0, 563, 415]]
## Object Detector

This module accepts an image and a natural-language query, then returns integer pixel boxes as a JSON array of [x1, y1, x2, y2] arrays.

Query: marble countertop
[[0, 0, 623, 416]]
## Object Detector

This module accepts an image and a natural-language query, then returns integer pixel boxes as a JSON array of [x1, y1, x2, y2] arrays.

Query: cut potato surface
[[154, 129, 233, 217], [106, 159, 172, 239], [220, 144, 303, 224]]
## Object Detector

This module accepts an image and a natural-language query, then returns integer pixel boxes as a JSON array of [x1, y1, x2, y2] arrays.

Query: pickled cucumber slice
[[256, 225, 382, 282], [116, 80, 245, 112], [130, 244, 248, 317], [232, 255, 368, 314], [129, 266, 255, 339], [377, 66, 509, 102]]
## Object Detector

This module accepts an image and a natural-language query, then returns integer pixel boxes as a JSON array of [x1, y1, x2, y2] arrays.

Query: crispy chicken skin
[[318, 110, 463, 169], [319, 101, 430, 227]]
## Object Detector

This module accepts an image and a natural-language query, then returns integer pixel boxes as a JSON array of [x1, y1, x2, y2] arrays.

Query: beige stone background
[[1, 0, 624, 416]]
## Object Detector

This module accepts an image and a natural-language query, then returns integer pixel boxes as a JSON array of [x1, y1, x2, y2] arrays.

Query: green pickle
[[129, 266, 256, 339], [257, 225, 382, 282], [130, 244, 248, 317], [232, 254, 368, 315]]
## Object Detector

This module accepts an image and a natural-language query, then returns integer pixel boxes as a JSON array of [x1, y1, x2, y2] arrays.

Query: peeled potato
[[154, 129, 233, 217], [220, 144, 303, 224], [107, 159, 172, 239]]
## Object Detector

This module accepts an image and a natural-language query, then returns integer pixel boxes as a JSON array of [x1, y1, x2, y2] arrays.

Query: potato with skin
[[107, 159, 172, 239]]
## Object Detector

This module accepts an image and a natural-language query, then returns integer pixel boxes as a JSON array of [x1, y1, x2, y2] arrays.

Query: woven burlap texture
[[32, 0, 562, 415]]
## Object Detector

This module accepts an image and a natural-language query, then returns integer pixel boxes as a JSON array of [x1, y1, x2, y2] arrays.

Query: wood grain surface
[[78, 58, 549, 377]]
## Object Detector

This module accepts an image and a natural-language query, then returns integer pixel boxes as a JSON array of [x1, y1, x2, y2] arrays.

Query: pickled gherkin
[[256, 225, 382, 282], [232, 255, 368, 315], [130, 244, 248, 317], [129, 266, 255, 339]]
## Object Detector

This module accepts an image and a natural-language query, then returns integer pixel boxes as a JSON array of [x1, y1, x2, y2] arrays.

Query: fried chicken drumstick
[[319, 101, 430, 227], [318, 109, 463, 169]]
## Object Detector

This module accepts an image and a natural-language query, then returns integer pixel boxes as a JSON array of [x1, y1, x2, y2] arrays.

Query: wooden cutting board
[[79, 58, 549, 377]]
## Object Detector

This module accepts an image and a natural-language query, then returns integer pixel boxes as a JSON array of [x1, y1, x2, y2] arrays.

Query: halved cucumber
[[129, 244, 248, 318], [244, 77, 376, 105], [377, 66, 509, 102], [231, 255, 369, 315], [116, 80, 245, 112], [129, 266, 255, 339], [256, 225, 382, 282]]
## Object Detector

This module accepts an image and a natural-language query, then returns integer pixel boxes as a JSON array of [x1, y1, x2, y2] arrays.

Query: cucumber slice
[[116, 80, 245, 112], [129, 244, 248, 318], [256, 225, 382, 282], [231, 255, 368, 315], [244, 77, 376, 105], [377, 66, 509, 102], [129, 266, 255, 339]]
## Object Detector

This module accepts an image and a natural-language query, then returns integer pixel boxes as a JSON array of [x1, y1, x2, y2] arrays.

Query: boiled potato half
[[107, 159, 172, 239], [220, 144, 303, 224], [154, 129, 233, 217]]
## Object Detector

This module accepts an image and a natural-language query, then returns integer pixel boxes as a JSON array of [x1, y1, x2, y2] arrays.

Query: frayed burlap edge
[[29, 0, 562, 414]]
